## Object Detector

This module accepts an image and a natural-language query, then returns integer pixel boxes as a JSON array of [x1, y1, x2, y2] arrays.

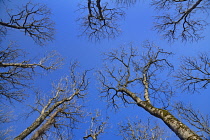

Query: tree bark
[[14, 93, 77, 140], [119, 87, 202, 140], [30, 108, 61, 140]]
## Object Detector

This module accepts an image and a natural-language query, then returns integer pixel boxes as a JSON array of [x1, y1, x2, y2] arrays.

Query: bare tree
[[14, 62, 90, 140], [97, 42, 203, 139], [0, 26, 6, 42], [0, 127, 13, 140], [118, 118, 168, 140], [0, 104, 13, 124], [173, 52, 210, 139], [152, 0, 210, 42], [83, 110, 108, 140], [77, 0, 125, 41], [77, 0, 209, 42], [174, 102, 210, 139], [175, 53, 210, 93], [0, 42, 63, 102], [0, 104, 13, 140], [114, 0, 139, 7], [0, 2, 54, 46]]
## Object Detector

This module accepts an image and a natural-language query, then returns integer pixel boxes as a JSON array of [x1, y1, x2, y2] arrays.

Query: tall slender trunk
[[30, 108, 61, 140], [120, 87, 202, 140], [14, 93, 77, 140]]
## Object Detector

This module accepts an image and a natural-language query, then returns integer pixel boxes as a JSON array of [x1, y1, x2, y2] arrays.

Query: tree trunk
[[14, 94, 76, 140], [30, 108, 61, 140], [120, 87, 202, 140]]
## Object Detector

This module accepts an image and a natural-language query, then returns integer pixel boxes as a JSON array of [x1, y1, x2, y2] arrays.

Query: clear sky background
[[1, 0, 210, 139]]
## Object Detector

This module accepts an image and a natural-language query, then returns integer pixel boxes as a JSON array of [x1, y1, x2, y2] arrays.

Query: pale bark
[[98, 45, 202, 139], [83, 111, 107, 140], [30, 108, 62, 140], [0, 45, 62, 101], [174, 102, 210, 138], [14, 92, 78, 140], [142, 73, 150, 103], [0, 62, 52, 69], [14, 62, 89, 140], [119, 87, 202, 140]]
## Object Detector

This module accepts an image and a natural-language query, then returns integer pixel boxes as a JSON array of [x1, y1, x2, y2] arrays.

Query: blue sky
[[1, 0, 210, 139]]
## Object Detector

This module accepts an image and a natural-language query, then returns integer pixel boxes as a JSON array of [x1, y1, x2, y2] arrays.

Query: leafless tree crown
[[97, 42, 203, 139], [98, 42, 173, 108], [0, 43, 63, 102], [152, 0, 210, 42], [118, 118, 168, 140], [0, 2, 55, 46], [14, 62, 90, 140], [115, 0, 138, 6], [77, 0, 125, 41], [83, 110, 108, 140], [175, 53, 210, 93]]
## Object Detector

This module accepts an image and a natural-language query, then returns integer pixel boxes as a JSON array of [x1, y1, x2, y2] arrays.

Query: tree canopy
[[0, 0, 210, 139]]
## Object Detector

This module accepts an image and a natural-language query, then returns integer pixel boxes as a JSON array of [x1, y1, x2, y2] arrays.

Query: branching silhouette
[[152, 0, 210, 42], [118, 118, 168, 140], [175, 53, 210, 93], [77, 0, 125, 41], [0, 43, 63, 102], [97, 42, 202, 139], [14, 62, 89, 140], [0, 2, 55, 46], [83, 110, 108, 140]]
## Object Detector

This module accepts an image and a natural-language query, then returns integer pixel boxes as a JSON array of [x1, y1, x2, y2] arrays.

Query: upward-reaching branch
[[29, 108, 62, 140], [97, 42, 202, 139], [152, 0, 209, 42], [83, 110, 108, 140], [14, 62, 89, 140]]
